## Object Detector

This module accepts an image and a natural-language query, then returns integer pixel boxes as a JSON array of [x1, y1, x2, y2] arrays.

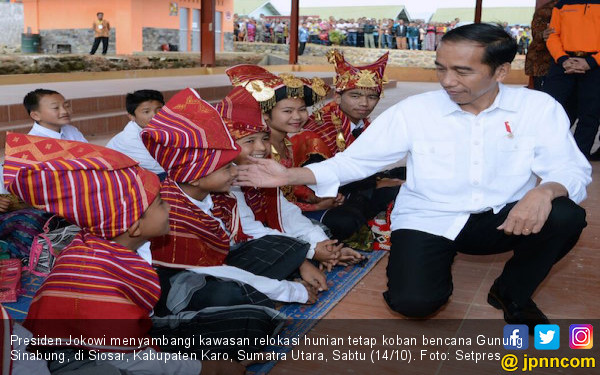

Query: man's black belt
[[566, 51, 596, 57]]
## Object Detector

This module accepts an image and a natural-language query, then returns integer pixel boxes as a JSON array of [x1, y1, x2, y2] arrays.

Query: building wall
[[40, 28, 117, 54], [142, 27, 179, 51], [21, 0, 234, 54], [0, 2, 24, 48]]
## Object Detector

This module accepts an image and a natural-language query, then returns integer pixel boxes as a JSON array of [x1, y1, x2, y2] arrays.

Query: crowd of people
[[234, 15, 532, 54]]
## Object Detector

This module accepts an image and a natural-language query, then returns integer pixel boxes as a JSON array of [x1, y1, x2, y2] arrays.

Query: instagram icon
[[569, 325, 593, 349]]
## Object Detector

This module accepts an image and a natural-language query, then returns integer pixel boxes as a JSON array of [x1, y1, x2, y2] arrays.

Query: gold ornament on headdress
[[326, 49, 344, 65], [243, 80, 276, 112], [336, 72, 351, 91], [230, 77, 246, 87], [356, 70, 378, 88], [279, 73, 304, 89], [310, 77, 327, 98], [278, 73, 305, 100]]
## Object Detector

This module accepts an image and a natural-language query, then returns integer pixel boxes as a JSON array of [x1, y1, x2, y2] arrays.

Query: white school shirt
[[307, 84, 591, 241], [231, 186, 329, 259], [350, 119, 365, 133], [28, 122, 88, 142], [105, 121, 165, 174]]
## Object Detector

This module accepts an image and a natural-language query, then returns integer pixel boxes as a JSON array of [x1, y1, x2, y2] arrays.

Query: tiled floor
[[271, 164, 600, 374]]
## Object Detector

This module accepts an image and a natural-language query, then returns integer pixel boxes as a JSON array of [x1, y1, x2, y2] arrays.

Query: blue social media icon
[[503, 325, 529, 350], [534, 324, 560, 350]]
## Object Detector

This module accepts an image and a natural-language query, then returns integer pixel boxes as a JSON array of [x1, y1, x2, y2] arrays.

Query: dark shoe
[[587, 149, 600, 161], [487, 283, 549, 335]]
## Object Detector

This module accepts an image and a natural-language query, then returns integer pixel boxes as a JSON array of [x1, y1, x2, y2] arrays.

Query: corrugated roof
[[234, 0, 270, 16], [429, 7, 535, 26], [299, 5, 407, 21]]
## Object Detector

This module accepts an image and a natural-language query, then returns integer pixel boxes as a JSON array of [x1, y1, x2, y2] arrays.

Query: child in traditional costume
[[141, 88, 323, 312], [291, 50, 405, 242], [217, 86, 364, 271], [224, 64, 341, 214], [3, 134, 268, 374]]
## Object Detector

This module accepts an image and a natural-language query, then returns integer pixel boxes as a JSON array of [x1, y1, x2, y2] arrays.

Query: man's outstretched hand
[[235, 157, 289, 187]]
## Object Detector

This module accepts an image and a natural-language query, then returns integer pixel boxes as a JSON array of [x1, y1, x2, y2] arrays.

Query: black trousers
[[226, 235, 309, 280], [543, 62, 600, 156], [90, 37, 109, 55], [384, 197, 587, 318], [322, 185, 399, 240], [298, 42, 306, 55]]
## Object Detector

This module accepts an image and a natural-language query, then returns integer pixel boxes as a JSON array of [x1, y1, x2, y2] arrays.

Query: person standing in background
[[364, 19, 376, 49], [395, 19, 408, 50], [407, 22, 419, 50], [544, 0, 600, 160], [525, 0, 558, 90], [299, 22, 309, 55], [90, 12, 110, 55]]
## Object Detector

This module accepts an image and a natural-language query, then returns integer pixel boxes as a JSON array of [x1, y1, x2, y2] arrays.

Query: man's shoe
[[487, 283, 549, 335], [587, 149, 600, 162]]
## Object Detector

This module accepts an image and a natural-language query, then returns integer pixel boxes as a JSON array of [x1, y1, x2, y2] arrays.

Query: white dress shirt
[[106, 121, 165, 174], [350, 119, 365, 133], [231, 186, 329, 259], [307, 84, 591, 240], [28, 122, 87, 142]]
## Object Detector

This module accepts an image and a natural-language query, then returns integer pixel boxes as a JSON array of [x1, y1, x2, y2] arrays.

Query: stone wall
[[0, 3, 24, 49], [233, 42, 526, 70], [142, 28, 179, 51], [0, 52, 265, 75], [39, 28, 117, 54], [223, 32, 234, 52]]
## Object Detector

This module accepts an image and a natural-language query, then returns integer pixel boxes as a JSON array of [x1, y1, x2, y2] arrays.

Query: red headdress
[[3, 133, 159, 238], [328, 49, 388, 93], [141, 88, 240, 182]]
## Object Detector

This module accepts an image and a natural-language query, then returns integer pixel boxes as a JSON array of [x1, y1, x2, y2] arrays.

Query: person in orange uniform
[[90, 11, 110, 55], [543, 0, 600, 160]]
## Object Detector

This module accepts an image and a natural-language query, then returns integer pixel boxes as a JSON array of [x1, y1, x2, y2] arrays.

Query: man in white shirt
[[236, 23, 592, 333], [106, 89, 166, 176]]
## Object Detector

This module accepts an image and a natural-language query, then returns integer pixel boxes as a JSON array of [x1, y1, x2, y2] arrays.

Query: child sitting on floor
[[3, 134, 271, 374], [23, 88, 87, 142], [106, 89, 166, 175], [0, 88, 86, 259], [217, 86, 364, 271], [141, 88, 322, 315]]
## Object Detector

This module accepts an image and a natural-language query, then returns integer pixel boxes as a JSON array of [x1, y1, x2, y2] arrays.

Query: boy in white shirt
[[106, 89, 166, 175], [23, 89, 87, 142]]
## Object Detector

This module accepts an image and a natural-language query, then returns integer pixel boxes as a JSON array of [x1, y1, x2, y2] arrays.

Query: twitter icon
[[535, 324, 560, 350]]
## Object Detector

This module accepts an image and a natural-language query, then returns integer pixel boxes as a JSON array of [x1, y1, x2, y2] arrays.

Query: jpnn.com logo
[[503, 325, 529, 350]]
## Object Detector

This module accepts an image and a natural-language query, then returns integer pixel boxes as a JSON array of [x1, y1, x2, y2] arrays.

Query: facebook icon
[[503, 325, 529, 350]]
